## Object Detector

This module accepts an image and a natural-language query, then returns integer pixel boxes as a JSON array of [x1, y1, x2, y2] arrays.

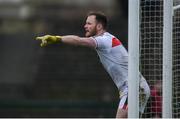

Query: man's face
[[84, 15, 98, 37]]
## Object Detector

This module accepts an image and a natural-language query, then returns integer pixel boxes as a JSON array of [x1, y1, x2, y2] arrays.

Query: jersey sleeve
[[91, 35, 111, 49]]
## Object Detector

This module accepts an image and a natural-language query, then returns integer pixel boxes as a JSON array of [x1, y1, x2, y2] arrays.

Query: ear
[[97, 23, 102, 30]]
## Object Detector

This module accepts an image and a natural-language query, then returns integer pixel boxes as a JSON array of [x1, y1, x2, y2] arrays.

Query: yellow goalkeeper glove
[[36, 35, 62, 47]]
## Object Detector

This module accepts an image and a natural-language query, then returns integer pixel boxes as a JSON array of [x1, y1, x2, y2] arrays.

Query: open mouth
[[85, 29, 89, 32]]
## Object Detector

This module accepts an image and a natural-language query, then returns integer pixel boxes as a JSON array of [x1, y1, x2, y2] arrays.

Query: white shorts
[[118, 76, 150, 114], [139, 76, 150, 113], [118, 87, 128, 110]]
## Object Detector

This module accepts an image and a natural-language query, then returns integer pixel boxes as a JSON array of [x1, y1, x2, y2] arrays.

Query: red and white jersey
[[91, 32, 128, 91]]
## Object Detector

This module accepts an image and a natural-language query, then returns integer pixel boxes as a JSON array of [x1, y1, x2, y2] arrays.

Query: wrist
[[55, 36, 62, 41]]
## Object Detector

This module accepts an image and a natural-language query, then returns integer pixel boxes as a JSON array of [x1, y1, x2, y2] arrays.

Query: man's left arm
[[36, 35, 96, 48], [61, 35, 96, 48]]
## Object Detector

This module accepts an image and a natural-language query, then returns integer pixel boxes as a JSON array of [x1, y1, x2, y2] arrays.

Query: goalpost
[[128, 0, 140, 117], [128, 0, 180, 118]]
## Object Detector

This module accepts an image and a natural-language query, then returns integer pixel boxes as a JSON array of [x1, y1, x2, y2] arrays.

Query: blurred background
[[0, 0, 128, 117]]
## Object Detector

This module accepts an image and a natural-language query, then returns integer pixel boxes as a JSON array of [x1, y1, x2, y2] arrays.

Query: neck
[[96, 29, 106, 36]]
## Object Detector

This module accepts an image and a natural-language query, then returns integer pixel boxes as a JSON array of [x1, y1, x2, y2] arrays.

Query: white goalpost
[[128, 0, 180, 118], [163, 0, 173, 118], [128, 0, 140, 117]]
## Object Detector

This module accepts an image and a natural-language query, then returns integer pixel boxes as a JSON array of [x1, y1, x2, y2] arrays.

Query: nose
[[84, 24, 87, 29]]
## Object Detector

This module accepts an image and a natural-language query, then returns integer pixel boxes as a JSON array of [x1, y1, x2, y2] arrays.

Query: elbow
[[74, 36, 82, 45], [74, 36, 81, 41]]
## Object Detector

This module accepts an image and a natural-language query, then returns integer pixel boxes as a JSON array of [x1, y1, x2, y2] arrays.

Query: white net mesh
[[140, 0, 163, 118], [139, 0, 180, 118], [173, 0, 180, 118]]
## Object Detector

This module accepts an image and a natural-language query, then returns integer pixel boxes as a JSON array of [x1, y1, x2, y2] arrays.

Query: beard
[[85, 27, 97, 37]]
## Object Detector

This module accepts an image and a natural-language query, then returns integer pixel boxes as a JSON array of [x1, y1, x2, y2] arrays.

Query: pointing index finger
[[36, 36, 43, 40]]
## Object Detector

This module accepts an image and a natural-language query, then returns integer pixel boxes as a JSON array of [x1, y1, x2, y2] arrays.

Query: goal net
[[140, 0, 163, 118], [173, 0, 180, 118], [129, 0, 180, 118]]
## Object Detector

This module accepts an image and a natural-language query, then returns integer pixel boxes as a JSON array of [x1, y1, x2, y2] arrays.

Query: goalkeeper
[[36, 11, 150, 118]]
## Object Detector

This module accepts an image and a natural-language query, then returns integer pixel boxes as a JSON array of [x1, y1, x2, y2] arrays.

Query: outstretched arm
[[61, 35, 96, 48], [36, 35, 96, 48]]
